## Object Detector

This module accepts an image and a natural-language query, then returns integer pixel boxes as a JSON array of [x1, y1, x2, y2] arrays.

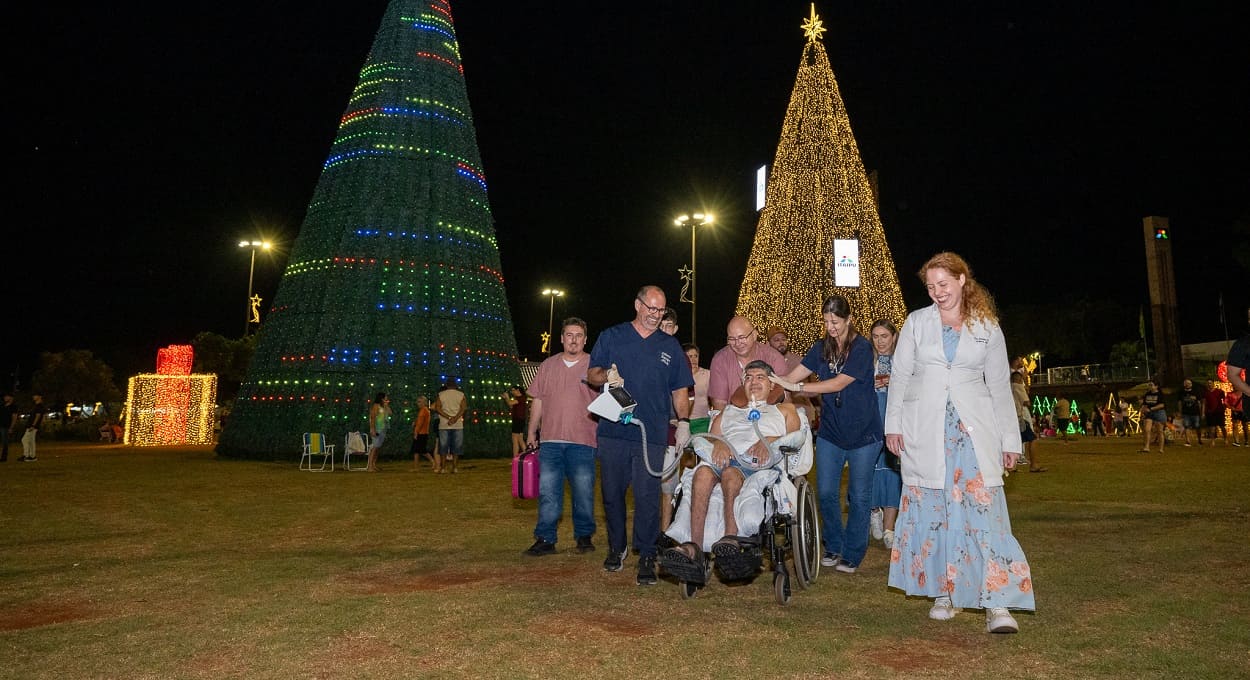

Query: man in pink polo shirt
[[707, 316, 789, 411], [523, 317, 600, 557]]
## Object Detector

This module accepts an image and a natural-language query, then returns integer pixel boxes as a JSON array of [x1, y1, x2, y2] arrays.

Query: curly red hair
[[918, 252, 999, 325]]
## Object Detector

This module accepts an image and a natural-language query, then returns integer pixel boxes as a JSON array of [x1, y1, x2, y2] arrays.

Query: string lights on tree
[[218, 0, 522, 458], [737, 4, 906, 352]]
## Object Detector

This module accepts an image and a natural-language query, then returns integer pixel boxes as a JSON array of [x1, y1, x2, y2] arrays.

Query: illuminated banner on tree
[[755, 165, 767, 211], [833, 239, 861, 287]]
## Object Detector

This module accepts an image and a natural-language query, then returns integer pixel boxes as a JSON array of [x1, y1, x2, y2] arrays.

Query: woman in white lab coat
[[883, 252, 1035, 634]]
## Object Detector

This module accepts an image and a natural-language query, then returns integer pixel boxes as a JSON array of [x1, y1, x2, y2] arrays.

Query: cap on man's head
[[764, 326, 787, 341]]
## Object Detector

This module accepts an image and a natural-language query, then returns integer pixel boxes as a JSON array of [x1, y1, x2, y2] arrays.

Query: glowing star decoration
[[678, 265, 694, 304], [802, 3, 827, 42], [249, 294, 263, 324], [125, 344, 218, 446], [540, 331, 550, 355]]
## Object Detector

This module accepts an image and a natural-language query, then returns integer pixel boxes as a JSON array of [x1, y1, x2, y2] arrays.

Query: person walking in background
[[435, 378, 467, 473], [1203, 380, 1228, 446], [411, 396, 433, 472], [1053, 396, 1071, 442], [1114, 398, 1128, 436], [771, 295, 882, 575], [0, 393, 18, 462], [883, 252, 1034, 634], [586, 286, 693, 586], [524, 317, 600, 557], [1090, 405, 1106, 437], [1228, 311, 1250, 446], [1012, 372, 1044, 472], [20, 395, 45, 462], [1178, 379, 1203, 446], [1139, 380, 1166, 454], [502, 386, 528, 458], [867, 320, 903, 548], [366, 392, 391, 472]]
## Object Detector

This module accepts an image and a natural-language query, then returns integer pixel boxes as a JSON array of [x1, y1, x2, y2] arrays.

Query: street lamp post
[[674, 213, 713, 345], [238, 240, 272, 336], [542, 288, 564, 354]]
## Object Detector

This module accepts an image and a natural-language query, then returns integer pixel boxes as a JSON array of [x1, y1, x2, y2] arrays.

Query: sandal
[[712, 536, 760, 581], [661, 542, 708, 584]]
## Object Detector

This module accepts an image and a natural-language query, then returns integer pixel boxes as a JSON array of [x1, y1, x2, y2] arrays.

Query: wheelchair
[[661, 410, 821, 605]]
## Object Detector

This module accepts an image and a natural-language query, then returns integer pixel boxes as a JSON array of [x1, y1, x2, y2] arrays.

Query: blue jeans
[[533, 443, 597, 544], [599, 437, 664, 557], [438, 428, 464, 455], [815, 436, 880, 567]]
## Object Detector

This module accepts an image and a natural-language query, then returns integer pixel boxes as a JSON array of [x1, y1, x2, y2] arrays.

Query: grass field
[[1, 436, 1248, 679]]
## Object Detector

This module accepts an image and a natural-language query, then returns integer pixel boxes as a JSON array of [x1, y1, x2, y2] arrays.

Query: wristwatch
[[677, 417, 690, 423]]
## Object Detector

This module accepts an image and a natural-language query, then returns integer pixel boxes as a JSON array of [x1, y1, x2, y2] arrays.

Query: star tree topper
[[802, 3, 827, 42]]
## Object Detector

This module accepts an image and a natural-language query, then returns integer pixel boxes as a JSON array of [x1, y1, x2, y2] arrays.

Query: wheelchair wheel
[[679, 581, 700, 600], [773, 572, 792, 605], [790, 476, 821, 588]]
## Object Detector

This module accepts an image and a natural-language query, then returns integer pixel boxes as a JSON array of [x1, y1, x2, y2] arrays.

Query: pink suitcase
[[512, 447, 540, 499]]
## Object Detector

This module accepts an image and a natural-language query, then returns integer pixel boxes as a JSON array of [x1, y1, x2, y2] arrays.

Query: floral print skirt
[[887, 399, 1036, 611]]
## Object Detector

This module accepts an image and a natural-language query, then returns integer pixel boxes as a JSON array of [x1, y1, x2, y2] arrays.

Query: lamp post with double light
[[674, 213, 713, 344]]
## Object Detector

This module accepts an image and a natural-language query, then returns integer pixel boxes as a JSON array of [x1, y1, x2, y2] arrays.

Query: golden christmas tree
[[737, 5, 906, 352]]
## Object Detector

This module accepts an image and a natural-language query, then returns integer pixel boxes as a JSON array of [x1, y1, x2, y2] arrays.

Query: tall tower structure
[[218, 0, 521, 458], [1143, 216, 1181, 384], [736, 5, 906, 353]]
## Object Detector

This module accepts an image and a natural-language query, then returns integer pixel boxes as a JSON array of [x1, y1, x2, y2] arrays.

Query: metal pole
[[245, 247, 256, 336], [547, 293, 556, 354], [690, 222, 697, 345]]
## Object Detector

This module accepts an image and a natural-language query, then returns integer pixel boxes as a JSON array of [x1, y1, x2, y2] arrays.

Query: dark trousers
[[0, 428, 8, 460], [598, 437, 664, 558]]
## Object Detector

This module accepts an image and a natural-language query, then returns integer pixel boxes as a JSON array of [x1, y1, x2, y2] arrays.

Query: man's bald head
[[726, 316, 758, 359]]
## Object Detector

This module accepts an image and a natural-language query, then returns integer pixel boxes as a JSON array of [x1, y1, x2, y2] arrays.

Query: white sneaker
[[834, 560, 857, 574], [986, 607, 1019, 633], [929, 596, 959, 621], [882, 529, 895, 549], [869, 508, 884, 540], [821, 554, 839, 568]]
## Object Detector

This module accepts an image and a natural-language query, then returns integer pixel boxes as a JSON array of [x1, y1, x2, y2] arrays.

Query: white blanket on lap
[[665, 464, 793, 552]]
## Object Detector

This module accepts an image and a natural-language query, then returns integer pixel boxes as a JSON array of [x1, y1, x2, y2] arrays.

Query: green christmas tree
[[218, 0, 521, 458], [736, 6, 906, 354]]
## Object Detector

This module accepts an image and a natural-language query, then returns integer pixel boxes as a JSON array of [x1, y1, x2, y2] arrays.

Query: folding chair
[[344, 431, 370, 470], [300, 432, 335, 471]]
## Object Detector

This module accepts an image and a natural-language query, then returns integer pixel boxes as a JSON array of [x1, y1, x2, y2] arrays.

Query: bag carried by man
[[512, 446, 540, 499]]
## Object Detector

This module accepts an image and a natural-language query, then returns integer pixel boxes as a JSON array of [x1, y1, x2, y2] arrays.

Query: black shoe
[[523, 539, 556, 557], [636, 554, 658, 586], [603, 547, 627, 572], [575, 536, 596, 553]]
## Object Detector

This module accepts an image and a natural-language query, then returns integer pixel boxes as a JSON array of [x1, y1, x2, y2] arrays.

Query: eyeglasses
[[727, 331, 756, 343], [637, 297, 665, 315]]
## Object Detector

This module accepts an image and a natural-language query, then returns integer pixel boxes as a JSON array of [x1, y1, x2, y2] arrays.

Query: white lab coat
[[884, 304, 1021, 489]]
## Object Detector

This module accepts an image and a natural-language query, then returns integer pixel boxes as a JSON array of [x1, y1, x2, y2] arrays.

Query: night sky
[[14, 1, 1249, 387]]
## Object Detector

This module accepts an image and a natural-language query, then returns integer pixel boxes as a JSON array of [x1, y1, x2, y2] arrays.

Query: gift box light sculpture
[[125, 344, 218, 446]]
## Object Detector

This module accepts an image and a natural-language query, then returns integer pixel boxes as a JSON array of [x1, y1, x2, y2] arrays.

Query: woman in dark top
[[503, 386, 528, 457], [771, 295, 882, 574], [1139, 380, 1166, 454]]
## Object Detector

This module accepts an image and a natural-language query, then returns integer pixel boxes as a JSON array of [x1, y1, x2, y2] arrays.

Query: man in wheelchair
[[661, 360, 801, 583]]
